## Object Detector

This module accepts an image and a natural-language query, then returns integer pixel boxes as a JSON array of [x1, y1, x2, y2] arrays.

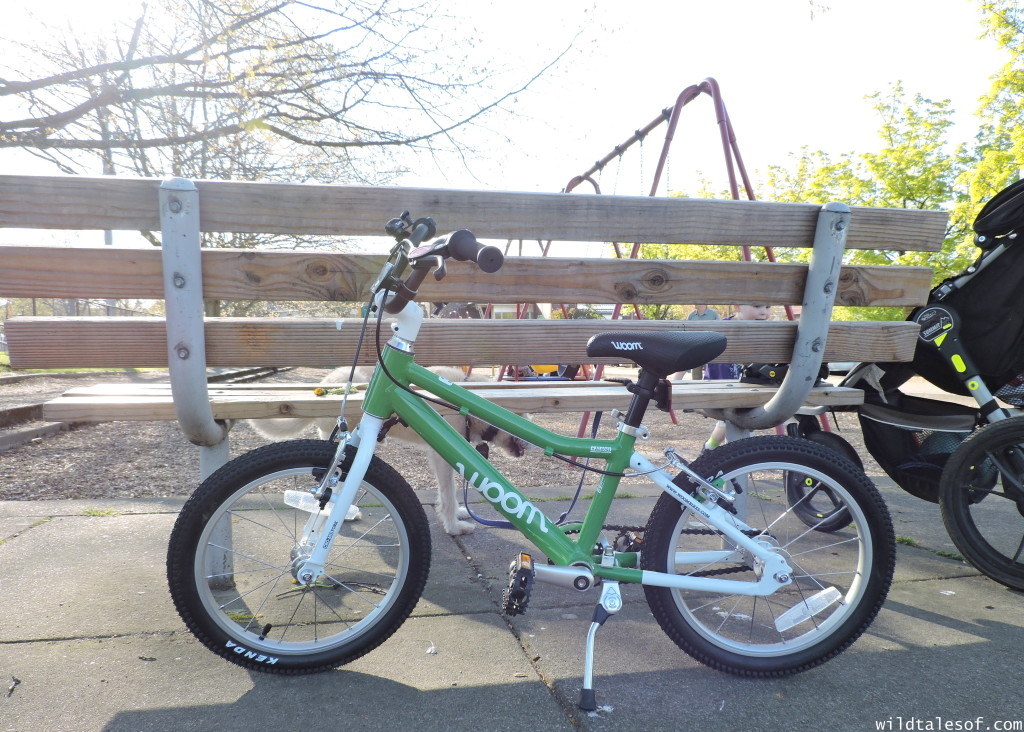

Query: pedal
[[501, 552, 536, 616]]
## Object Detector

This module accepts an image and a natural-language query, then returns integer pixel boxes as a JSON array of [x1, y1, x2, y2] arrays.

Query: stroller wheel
[[940, 418, 1024, 591], [785, 429, 862, 533]]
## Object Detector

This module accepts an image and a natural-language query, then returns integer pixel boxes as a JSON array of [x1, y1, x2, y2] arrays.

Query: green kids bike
[[167, 213, 896, 710]]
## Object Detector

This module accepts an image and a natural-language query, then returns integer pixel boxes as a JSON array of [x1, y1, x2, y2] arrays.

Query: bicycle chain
[[581, 524, 760, 578], [687, 563, 754, 578], [598, 523, 765, 538]]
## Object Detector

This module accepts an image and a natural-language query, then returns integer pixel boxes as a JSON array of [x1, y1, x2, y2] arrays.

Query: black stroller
[[797, 178, 1024, 591]]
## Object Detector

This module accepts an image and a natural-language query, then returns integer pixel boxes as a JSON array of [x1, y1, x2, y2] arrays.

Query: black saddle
[[586, 331, 727, 379]]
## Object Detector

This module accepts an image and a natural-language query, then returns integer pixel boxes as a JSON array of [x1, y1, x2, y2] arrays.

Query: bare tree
[[3, 0, 568, 315], [1, 0, 561, 185]]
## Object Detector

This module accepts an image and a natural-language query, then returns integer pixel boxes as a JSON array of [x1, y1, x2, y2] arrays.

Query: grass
[[83, 508, 120, 517], [226, 610, 262, 622], [895, 536, 966, 562]]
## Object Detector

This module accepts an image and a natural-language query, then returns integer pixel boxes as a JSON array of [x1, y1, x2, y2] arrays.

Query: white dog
[[248, 366, 528, 535]]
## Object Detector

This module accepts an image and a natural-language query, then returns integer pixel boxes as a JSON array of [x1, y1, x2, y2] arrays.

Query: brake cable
[[367, 260, 648, 533]]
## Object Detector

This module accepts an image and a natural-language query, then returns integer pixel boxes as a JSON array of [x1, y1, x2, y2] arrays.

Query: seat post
[[622, 369, 661, 427]]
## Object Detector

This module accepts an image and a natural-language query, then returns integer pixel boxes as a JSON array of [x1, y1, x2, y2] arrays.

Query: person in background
[[686, 304, 720, 322], [702, 304, 772, 452], [685, 305, 720, 379]]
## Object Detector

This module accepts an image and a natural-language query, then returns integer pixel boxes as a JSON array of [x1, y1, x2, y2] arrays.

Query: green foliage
[[762, 82, 972, 291], [549, 305, 605, 320], [757, 1, 1024, 321], [756, 81, 1010, 321], [636, 77, 1023, 322], [636, 302, 690, 321], [971, 2, 1024, 205], [740, 3, 1024, 324], [608, 5, 1024, 327]]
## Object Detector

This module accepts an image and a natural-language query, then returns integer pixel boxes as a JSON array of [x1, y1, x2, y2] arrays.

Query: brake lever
[[433, 256, 448, 281]]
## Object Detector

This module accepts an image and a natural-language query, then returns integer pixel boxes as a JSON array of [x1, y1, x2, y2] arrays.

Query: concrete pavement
[[2, 476, 1024, 732]]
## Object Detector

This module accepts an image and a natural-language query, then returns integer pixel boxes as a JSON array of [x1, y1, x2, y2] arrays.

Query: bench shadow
[[102, 670, 571, 732]]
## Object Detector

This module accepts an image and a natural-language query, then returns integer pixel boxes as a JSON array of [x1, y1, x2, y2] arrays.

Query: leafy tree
[[757, 84, 977, 321], [764, 83, 968, 261], [968, 1, 1024, 209]]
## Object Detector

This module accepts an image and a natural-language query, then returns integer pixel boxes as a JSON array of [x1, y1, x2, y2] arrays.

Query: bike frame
[[294, 297, 793, 597]]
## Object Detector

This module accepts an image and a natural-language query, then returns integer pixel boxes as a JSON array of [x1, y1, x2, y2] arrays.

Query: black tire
[[939, 418, 1024, 591], [167, 439, 431, 673], [785, 429, 862, 533], [641, 436, 895, 677]]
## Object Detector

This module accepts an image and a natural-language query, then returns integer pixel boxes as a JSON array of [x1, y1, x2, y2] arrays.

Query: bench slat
[[0, 175, 948, 250], [7, 317, 921, 369], [0, 246, 933, 307], [41, 381, 865, 423]]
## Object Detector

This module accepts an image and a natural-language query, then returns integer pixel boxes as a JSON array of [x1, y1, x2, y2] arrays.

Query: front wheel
[[939, 418, 1024, 591], [167, 439, 431, 673], [641, 436, 894, 677]]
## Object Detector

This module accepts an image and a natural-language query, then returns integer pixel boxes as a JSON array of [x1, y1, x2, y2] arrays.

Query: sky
[[0, 0, 1011, 248], [416, 0, 1008, 195]]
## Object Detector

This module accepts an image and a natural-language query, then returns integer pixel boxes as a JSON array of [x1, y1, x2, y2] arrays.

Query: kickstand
[[579, 580, 622, 711]]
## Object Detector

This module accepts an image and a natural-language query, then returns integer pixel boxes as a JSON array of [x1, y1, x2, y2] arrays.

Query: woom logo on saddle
[[611, 341, 644, 351]]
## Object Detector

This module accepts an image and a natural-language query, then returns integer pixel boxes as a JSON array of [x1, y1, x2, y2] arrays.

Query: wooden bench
[[1, 174, 946, 476]]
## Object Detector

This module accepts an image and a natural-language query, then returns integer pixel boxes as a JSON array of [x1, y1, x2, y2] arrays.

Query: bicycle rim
[[674, 467, 870, 654], [644, 438, 892, 673], [192, 466, 416, 657]]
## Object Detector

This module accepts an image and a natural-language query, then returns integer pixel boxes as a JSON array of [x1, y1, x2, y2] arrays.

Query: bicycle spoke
[[642, 438, 892, 674]]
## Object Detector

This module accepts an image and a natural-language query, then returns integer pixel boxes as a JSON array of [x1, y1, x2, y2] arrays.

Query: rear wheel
[[940, 418, 1024, 591], [642, 436, 894, 677], [167, 439, 431, 673]]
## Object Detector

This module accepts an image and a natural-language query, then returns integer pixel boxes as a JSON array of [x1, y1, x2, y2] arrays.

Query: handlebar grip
[[407, 217, 437, 248], [446, 229, 504, 273]]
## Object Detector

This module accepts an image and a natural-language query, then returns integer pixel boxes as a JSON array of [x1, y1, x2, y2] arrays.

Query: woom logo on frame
[[455, 462, 550, 534]]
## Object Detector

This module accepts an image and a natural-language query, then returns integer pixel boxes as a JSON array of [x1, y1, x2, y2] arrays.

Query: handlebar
[[381, 216, 504, 314], [444, 229, 504, 273]]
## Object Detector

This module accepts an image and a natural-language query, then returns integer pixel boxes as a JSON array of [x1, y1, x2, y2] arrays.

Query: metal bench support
[[705, 201, 851, 433], [159, 177, 231, 478]]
